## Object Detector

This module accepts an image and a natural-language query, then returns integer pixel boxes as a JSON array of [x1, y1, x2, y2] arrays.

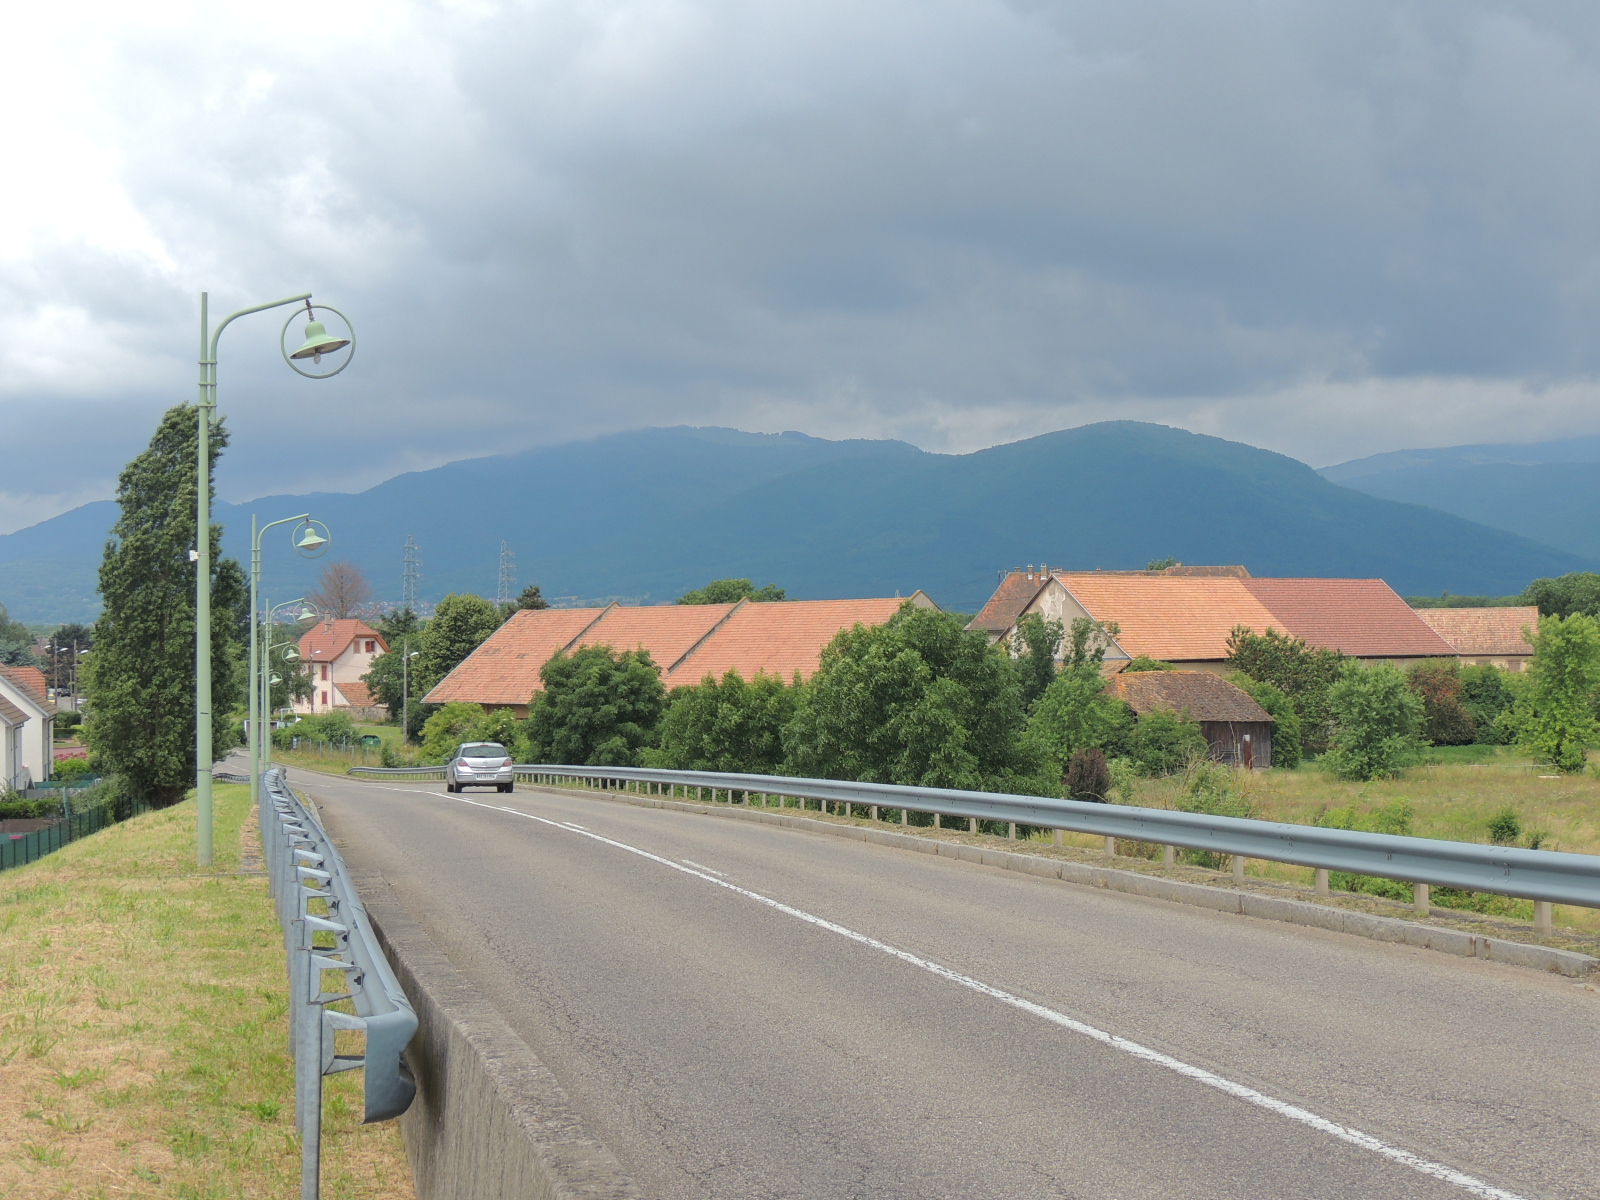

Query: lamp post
[[401, 643, 421, 745], [248, 517, 328, 813], [256, 601, 315, 790], [194, 292, 352, 867]]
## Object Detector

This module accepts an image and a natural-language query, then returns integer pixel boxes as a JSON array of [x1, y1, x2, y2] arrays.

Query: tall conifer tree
[[85, 405, 247, 807]]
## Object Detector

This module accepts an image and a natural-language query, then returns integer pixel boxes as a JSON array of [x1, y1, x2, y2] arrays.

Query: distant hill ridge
[[0, 422, 1590, 623]]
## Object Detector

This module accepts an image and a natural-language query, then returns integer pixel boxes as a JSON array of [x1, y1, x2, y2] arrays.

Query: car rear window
[[463, 743, 507, 757]]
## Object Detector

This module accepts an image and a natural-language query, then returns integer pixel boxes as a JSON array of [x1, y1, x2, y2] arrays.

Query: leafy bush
[[1172, 758, 1252, 868], [1406, 659, 1476, 746], [1509, 612, 1600, 772], [1121, 656, 1175, 672], [1012, 613, 1064, 710], [1025, 664, 1135, 776], [420, 702, 498, 764], [55, 757, 92, 780], [282, 711, 360, 747], [527, 645, 666, 767], [650, 670, 798, 774], [1322, 664, 1423, 781], [1063, 747, 1112, 801], [55, 710, 83, 732], [1460, 664, 1517, 744], [1486, 806, 1521, 846], [1128, 709, 1207, 776], [0, 795, 60, 819], [1225, 626, 1344, 754]]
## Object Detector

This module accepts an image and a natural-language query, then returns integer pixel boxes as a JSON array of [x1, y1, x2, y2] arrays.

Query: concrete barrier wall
[[355, 872, 639, 1200]]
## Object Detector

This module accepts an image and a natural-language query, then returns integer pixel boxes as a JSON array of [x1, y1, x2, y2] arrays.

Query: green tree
[[1065, 617, 1120, 668], [373, 607, 424, 644], [677, 578, 786, 605], [1145, 556, 1178, 571], [514, 584, 550, 611], [1025, 664, 1134, 778], [83, 405, 247, 807], [0, 603, 38, 666], [1012, 612, 1063, 710], [1121, 655, 1175, 672], [1405, 659, 1476, 746], [1227, 673, 1303, 768], [1225, 626, 1344, 754], [1127, 709, 1208, 776], [526, 645, 666, 766], [1323, 664, 1423, 781], [1509, 612, 1600, 772], [1459, 664, 1516, 745], [420, 701, 495, 764], [414, 593, 500, 695], [650, 670, 799, 774], [1521, 572, 1600, 619], [782, 606, 1043, 792]]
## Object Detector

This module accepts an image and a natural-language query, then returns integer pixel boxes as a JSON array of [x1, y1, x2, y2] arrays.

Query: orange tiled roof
[[968, 572, 1048, 635], [298, 619, 387, 665], [0, 665, 55, 714], [425, 597, 922, 705], [1414, 607, 1539, 657], [334, 681, 379, 708], [1240, 579, 1455, 659], [574, 603, 739, 668], [1106, 670, 1272, 723], [423, 608, 610, 706], [667, 598, 910, 686], [1054, 574, 1280, 662]]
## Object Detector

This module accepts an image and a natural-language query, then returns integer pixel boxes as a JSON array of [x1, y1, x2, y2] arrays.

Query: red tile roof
[[968, 572, 1048, 635], [334, 681, 379, 708], [1106, 670, 1272, 723], [424, 607, 609, 706], [1414, 607, 1539, 657], [1239, 579, 1455, 659], [667, 598, 910, 686], [298, 619, 388, 665], [1054, 574, 1280, 662], [425, 597, 925, 706], [574, 603, 739, 668], [0, 666, 55, 714]]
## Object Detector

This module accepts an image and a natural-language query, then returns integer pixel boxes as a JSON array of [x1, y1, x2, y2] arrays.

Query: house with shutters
[[425, 595, 937, 717], [0, 665, 56, 788], [294, 620, 389, 716]]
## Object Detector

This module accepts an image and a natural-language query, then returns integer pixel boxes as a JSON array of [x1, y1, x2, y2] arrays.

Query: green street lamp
[[248, 515, 330, 817], [259, 597, 311, 782], [194, 291, 353, 867]]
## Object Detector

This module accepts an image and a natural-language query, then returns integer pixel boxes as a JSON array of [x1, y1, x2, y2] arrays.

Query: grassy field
[[0, 783, 413, 1199]]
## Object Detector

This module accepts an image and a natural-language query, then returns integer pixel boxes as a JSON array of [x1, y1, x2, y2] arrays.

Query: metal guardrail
[[261, 767, 417, 1200], [347, 763, 1600, 911]]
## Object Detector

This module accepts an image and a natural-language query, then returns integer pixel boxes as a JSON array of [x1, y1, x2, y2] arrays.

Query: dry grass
[[0, 783, 414, 1199]]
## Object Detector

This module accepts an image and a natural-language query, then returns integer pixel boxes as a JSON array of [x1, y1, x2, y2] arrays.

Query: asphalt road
[[296, 769, 1599, 1200]]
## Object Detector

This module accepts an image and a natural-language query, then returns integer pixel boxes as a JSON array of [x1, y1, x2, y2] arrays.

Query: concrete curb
[[561, 787, 1599, 979], [353, 868, 640, 1200]]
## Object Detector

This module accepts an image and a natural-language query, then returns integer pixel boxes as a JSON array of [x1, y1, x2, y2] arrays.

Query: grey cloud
[[4, 1, 1600, 531]]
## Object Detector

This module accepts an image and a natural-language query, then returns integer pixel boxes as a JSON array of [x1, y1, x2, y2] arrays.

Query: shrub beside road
[[0, 783, 411, 1198]]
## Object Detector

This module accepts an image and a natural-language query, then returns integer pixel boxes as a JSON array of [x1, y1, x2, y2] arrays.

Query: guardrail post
[[1163, 844, 1175, 867], [1053, 828, 1062, 847], [1103, 836, 1115, 858], [1315, 869, 1330, 896], [1008, 822, 1016, 839], [1414, 883, 1430, 915], [1232, 856, 1245, 885], [901, 807, 908, 825], [968, 817, 977, 834], [1535, 901, 1553, 937]]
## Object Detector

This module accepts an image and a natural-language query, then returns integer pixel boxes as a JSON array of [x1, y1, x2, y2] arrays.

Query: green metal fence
[[1, 804, 117, 872]]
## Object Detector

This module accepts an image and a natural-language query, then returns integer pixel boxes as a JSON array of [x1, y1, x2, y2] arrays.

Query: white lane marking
[[445, 794, 1525, 1200], [565, 822, 590, 831], [680, 859, 726, 877]]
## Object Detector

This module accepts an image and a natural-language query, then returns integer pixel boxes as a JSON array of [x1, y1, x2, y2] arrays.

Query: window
[[321, 691, 330, 707], [365, 640, 375, 653], [321, 664, 330, 680]]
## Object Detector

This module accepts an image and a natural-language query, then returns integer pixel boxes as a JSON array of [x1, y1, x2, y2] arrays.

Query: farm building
[[1106, 670, 1274, 769], [425, 594, 936, 716], [1413, 607, 1538, 671]]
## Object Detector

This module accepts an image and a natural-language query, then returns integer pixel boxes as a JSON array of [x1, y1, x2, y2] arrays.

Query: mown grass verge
[[0, 782, 413, 1199]]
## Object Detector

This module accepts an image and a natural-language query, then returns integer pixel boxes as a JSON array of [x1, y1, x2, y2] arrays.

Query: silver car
[[444, 742, 515, 793]]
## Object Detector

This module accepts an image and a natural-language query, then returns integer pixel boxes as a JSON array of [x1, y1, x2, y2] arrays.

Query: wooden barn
[[1106, 670, 1275, 769]]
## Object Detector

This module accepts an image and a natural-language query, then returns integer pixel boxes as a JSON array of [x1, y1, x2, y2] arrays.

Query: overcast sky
[[4, 0, 1600, 534]]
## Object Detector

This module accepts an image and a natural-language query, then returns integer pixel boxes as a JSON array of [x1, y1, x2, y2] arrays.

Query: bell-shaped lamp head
[[296, 526, 327, 552], [290, 319, 351, 365], [281, 645, 300, 662], [296, 606, 319, 627], [269, 674, 282, 685]]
